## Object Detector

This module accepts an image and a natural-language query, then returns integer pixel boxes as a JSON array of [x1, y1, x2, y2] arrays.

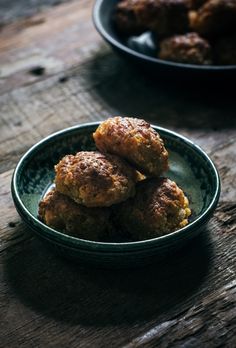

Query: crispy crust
[[159, 32, 212, 64], [191, 0, 236, 37], [114, 0, 147, 35], [93, 117, 168, 177], [38, 189, 114, 241], [55, 151, 137, 207], [115, 0, 189, 37], [114, 178, 191, 241]]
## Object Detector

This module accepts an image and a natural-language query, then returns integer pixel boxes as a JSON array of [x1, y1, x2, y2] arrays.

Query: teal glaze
[[11, 123, 220, 267]]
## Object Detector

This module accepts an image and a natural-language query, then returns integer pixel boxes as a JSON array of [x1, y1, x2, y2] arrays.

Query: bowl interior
[[15, 124, 217, 238]]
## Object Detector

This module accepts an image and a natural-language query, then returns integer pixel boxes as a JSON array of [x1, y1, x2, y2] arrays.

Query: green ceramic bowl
[[11, 123, 220, 268]]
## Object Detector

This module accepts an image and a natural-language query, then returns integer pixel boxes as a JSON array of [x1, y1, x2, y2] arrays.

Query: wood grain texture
[[0, 0, 72, 25], [0, 1, 235, 347]]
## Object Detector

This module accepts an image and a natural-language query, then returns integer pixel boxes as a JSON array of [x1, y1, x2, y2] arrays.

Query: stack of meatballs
[[39, 117, 191, 242], [115, 0, 236, 65]]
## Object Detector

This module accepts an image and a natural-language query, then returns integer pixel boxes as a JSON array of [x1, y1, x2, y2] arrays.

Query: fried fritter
[[55, 151, 137, 207], [191, 0, 236, 37], [115, 178, 191, 241], [114, 0, 147, 35], [213, 36, 236, 65], [38, 189, 113, 241], [115, 0, 189, 37], [158, 32, 212, 64], [140, 0, 189, 37], [93, 117, 169, 177]]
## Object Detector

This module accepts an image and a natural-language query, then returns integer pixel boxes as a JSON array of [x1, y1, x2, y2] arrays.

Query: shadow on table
[[83, 49, 236, 130], [4, 228, 213, 326]]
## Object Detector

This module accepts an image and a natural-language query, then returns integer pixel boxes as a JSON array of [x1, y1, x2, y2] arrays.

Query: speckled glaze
[[11, 123, 220, 268]]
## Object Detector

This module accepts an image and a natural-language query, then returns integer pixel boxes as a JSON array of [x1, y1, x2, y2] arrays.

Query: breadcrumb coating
[[159, 32, 212, 64], [55, 151, 137, 207], [115, 178, 191, 241], [115, 0, 189, 37], [93, 117, 168, 177], [115, 0, 147, 35], [38, 189, 114, 241]]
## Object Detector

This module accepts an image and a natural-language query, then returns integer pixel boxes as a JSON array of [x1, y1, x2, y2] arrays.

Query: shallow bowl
[[11, 122, 220, 267], [93, 0, 236, 81]]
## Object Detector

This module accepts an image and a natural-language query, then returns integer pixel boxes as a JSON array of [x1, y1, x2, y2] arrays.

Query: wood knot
[[8, 221, 16, 228], [29, 66, 45, 76], [59, 76, 69, 83]]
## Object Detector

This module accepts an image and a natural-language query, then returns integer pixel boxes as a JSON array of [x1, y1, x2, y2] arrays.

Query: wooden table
[[0, 1, 235, 347]]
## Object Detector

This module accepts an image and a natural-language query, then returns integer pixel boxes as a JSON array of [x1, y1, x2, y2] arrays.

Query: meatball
[[55, 151, 137, 207], [93, 117, 169, 177], [115, 0, 189, 37], [191, 0, 236, 37], [213, 36, 236, 65], [139, 0, 189, 37], [114, 0, 147, 35], [115, 178, 191, 241], [158, 32, 212, 64], [38, 189, 113, 241]]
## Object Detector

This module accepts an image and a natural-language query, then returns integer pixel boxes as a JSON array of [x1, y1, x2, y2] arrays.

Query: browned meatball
[[140, 0, 189, 37], [115, 0, 189, 37], [213, 36, 236, 65], [159, 32, 212, 64], [114, 0, 147, 35], [191, 0, 236, 37], [115, 178, 191, 241], [38, 189, 113, 241], [55, 151, 137, 207], [93, 117, 169, 177]]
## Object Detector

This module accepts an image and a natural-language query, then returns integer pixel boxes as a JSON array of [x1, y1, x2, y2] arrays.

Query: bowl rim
[[93, 0, 236, 71], [12, 121, 221, 251]]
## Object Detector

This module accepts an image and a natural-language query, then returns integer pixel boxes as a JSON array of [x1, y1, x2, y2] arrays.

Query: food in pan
[[115, 178, 191, 241], [114, 0, 148, 35], [55, 151, 137, 207], [139, 0, 189, 37], [93, 116, 169, 177], [158, 32, 212, 64], [114, 0, 236, 65], [38, 189, 113, 241], [190, 0, 236, 37], [115, 0, 189, 37], [39, 116, 191, 242]]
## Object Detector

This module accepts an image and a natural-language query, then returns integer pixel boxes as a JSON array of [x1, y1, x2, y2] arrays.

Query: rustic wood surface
[[0, 0, 235, 347]]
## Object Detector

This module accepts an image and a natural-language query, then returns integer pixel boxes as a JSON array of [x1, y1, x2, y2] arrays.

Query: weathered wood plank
[[0, 166, 236, 347], [0, 203, 235, 347], [0, 0, 100, 95], [0, 0, 71, 25]]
